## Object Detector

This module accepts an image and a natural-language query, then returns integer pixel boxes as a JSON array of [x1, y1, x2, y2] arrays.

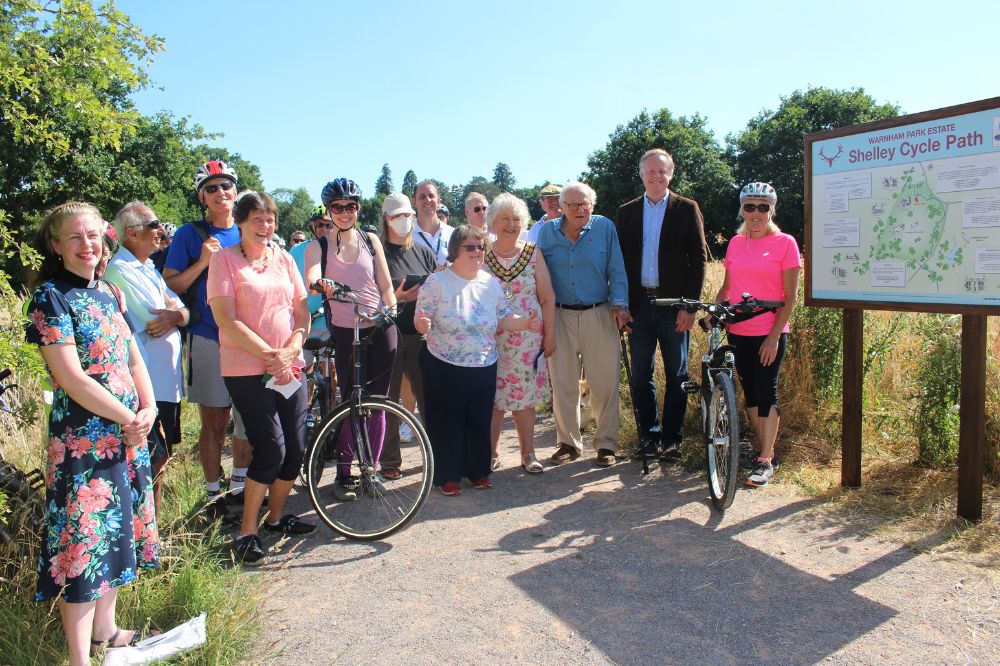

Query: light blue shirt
[[289, 239, 326, 330], [104, 247, 184, 402], [641, 193, 669, 287], [535, 215, 628, 308]]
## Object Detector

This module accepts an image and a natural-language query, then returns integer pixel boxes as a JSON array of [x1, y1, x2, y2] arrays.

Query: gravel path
[[255, 415, 999, 665]]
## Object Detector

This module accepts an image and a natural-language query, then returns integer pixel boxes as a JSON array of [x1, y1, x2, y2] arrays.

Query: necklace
[[486, 243, 534, 299], [492, 244, 520, 258], [239, 242, 270, 273]]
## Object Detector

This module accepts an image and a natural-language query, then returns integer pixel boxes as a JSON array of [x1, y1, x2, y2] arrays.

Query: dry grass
[[619, 261, 1000, 562]]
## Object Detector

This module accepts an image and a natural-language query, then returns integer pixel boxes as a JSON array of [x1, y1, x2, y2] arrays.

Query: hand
[[612, 307, 633, 331], [198, 237, 222, 266], [123, 406, 156, 445], [263, 347, 295, 376], [394, 282, 420, 303], [273, 367, 295, 385], [676, 309, 696, 332], [145, 308, 182, 338], [524, 310, 542, 332], [542, 332, 556, 358], [759, 335, 781, 366], [414, 312, 432, 334]]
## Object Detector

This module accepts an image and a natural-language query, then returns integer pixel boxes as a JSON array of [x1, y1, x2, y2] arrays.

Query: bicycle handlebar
[[311, 279, 397, 328], [652, 295, 784, 313]]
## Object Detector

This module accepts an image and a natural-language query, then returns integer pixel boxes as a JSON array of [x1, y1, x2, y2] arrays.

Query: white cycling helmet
[[194, 159, 238, 192], [739, 181, 777, 202]]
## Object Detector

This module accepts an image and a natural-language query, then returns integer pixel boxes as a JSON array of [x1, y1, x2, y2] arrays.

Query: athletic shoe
[[333, 476, 358, 502], [232, 534, 266, 567], [263, 514, 317, 535], [746, 459, 775, 487], [471, 477, 492, 489], [439, 482, 462, 496], [399, 423, 414, 443], [659, 443, 682, 463]]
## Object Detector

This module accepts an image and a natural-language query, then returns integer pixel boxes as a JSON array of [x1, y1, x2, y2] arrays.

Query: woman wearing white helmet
[[714, 182, 801, 487]]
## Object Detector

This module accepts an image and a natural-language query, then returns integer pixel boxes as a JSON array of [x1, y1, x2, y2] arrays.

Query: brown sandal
[[90, 627, 160, 656]]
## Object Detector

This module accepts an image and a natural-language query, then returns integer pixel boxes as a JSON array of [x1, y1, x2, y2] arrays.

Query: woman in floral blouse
[[26, 202, 159, 664], [482, 194, 556, 474], [414, 225, 541, 496]]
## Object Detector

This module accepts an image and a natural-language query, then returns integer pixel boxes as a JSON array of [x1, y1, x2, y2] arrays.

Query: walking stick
[[619, 329, 648, 475]]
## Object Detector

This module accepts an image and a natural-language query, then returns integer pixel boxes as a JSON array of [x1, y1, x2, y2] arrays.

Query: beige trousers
[[550, 304, 621, 453]]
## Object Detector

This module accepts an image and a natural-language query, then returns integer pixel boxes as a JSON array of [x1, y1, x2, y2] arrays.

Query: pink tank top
[[325, 231, 382, 328]]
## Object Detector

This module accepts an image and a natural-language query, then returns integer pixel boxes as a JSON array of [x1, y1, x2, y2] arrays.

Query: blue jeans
[[628, 298, 689, 446]]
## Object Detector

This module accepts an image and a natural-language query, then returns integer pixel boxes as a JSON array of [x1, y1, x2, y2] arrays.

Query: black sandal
[[90, 627, 159, 656]]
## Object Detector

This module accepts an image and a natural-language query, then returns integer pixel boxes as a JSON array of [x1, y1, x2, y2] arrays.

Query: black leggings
[[224, 375, 308, 485], [728, 332, 787, 418]]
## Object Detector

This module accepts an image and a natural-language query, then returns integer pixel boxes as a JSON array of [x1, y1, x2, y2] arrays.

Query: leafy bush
[[914, 316, 962, 467]]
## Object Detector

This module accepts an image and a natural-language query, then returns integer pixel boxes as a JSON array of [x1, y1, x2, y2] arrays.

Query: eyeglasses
[[328, 202, 359, 214], [313, 220, 334, 230], [743, 203, 772, 213], [129, 219, 162, 230], [436, 212, 449, 218], [461, 244, 485, 253], [203, 181, 235, 194], [471, 205, 488, 214], [290, 237, 306, 244], [563, 202, 592, 211]]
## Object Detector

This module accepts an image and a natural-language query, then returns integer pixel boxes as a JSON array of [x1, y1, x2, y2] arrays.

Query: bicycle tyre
[[305, 397, 433, 540], [705, 373, 740, 511]]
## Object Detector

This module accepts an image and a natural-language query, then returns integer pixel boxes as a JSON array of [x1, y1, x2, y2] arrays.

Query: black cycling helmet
[[321, 178, 362, 206]]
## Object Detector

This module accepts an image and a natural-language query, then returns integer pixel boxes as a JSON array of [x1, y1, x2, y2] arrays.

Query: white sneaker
[[399, 422, 414, 442]]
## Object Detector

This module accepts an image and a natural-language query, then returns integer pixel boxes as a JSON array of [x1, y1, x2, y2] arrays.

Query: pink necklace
[[239, 242, 270, 273]]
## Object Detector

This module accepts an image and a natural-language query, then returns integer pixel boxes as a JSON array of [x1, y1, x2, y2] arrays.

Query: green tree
[[360, 194, 386, 230], [513, 184, 546, 221], [374, 163, 394, 196], [583, 109, 734, 252], [492, 162, 516, 192], [272, 187, 316, 241], [401, 170, 417, 198], [726, 87, 899, 242]]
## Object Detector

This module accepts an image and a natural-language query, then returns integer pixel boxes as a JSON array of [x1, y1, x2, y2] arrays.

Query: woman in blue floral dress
[[26, 202, 160, 665]]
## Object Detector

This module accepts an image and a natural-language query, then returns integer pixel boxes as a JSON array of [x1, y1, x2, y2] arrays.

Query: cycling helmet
[[308, 205, 328, 221], [194, 159, 238, 191], [161, 222, 177, 239], [739, 182, 777, 202], [320, 178, 362, 205], [271, 235, 286, 249]]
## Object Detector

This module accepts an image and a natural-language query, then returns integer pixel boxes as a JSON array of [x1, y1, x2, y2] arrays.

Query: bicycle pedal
[[681, 381, 700, 394]]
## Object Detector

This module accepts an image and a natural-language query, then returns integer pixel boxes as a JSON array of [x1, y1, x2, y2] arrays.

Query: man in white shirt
[[105, 201, 189, 516], [413, 180, 453, 266]]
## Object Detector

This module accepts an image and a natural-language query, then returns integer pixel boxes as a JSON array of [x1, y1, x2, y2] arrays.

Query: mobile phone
[[402, 274, 428, 290]]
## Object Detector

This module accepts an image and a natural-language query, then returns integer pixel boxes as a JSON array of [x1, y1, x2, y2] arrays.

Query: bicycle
[[297, 311, 336, 487], [303, 279, 433, 540], [652, 294, 783, 511]]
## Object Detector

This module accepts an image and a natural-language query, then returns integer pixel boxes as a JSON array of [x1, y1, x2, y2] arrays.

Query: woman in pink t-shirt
[[207, 191, 315, 567], [715, 182, 801, 488]]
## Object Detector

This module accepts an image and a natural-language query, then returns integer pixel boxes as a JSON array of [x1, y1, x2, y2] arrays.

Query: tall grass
[[0, 372, 264, 664]]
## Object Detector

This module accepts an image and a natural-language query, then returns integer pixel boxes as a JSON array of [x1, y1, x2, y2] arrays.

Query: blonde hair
[[31, 201, 103, 287], [736, 199, 781, 236]]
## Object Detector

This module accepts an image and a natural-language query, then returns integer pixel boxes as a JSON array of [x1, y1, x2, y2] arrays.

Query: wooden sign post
[[805, 97, 1000, 521]]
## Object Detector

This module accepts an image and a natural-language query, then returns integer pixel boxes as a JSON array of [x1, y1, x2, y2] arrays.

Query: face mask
[[389, 215, 413, 236]]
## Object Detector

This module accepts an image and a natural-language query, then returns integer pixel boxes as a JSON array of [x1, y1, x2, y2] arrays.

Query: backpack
[[178, 218, 211, 331]]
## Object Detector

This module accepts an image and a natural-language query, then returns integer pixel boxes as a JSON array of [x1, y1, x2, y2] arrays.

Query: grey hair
[[464, 191, 488, 209], [486, 193, 530, 232], [559, 181, 597, 209], [113, 200, 151, 241]]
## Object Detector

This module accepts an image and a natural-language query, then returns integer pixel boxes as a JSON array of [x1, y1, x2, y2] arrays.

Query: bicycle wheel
[[705, 372, 740, 511], [305, 397, 433, 540]]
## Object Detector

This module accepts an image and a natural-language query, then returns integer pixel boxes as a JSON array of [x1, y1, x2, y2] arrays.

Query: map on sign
[[809, 105, 1000, 310]]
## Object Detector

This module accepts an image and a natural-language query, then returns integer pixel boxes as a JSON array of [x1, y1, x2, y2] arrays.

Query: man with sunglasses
[[465, 192, 490, 232], [105, 201, 189, 518], [614, 148, 709, 462], [163, 160, 253, 515]]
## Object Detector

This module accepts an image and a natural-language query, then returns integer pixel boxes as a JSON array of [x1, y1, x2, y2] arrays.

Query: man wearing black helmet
[[164, 160, 253, 514]]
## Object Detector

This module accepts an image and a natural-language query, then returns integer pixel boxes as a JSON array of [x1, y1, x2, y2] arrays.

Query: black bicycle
[[653, 294, 783, 510], [303, 279, 433, 540]]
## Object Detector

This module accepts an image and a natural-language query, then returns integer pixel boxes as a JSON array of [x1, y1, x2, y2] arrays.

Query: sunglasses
[[743, 203, 772, 213], [130, 219, 162, 230], [313, 220, 334, 230], [461, 244, 485, 253], [471, 205, 488, 214], [290, 237, 306, 244], [328, 202, 359, 214], [203, 181, 235, 194]]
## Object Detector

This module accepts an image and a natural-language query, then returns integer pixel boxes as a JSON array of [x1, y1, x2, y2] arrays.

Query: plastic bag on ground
[[102, 612, 207, 665]]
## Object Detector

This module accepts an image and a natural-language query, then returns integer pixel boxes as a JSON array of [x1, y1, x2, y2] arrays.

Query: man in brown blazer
[[614, 149, 709, 460]]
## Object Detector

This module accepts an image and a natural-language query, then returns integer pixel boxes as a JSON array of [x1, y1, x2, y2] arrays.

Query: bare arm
[[500, 311, 540, 332], [163, 236, 222, 294], [369, 233, 398, 309], [715, 269, 731, 304], [533, 251, 557, 357], [759, 266, 800, 367], [40, 345, 136, 426], [122, 337, 157, 444]]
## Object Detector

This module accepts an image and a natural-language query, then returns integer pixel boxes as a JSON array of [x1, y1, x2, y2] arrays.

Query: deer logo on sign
[[819, 144, 843, 167]]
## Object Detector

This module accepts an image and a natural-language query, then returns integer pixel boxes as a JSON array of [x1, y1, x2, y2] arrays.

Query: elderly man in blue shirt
[[535, 181, 631, 467], [104, 200, 189, 516]]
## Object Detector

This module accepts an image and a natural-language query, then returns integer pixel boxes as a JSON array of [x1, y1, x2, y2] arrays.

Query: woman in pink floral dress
[[26, 202, 159, 664], [483, 194, 556, 473]]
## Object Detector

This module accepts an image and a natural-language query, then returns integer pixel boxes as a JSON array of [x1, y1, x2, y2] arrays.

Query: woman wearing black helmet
[[305, 179, 398, 500]]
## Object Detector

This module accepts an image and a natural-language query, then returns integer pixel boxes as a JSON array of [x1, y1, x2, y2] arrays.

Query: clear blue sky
[[121, 0, 997, 203]]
